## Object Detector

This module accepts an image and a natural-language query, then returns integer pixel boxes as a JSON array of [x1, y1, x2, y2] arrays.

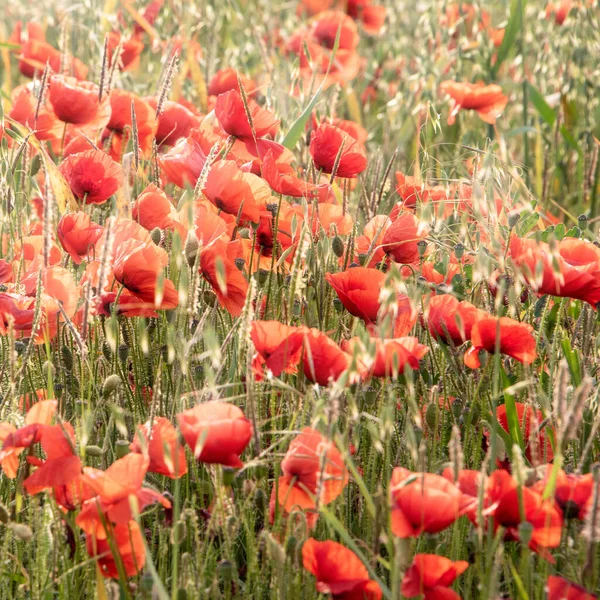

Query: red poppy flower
[[342, 336, 428, 378], [215, 89, 279, 140], [310, 10, 360, 50], [48, 75, 109, 126], [485, 469, 563, 555], [302, 538, 382, 600], [491, 402, 554, 465], [534, 469, 593, 520], [112, 239, 179, 311], [130, 417, 188, 479], [199, 240, 249, 316], [440, 81, 508, 126], [0, 260, 12, 284], [402, 554, 469, 600], [347, 0, 387, 34], [395, 171, 453, 210], [159, 133, 207, 188], [208, 68, 256, 97], [441, 468, 482, 523], [177, 401, 253, 468], [464, 316, 537, 368], [58, 212, 104, 264], [132, 184, 187, 240], [86, 520, 146, 579], [546, 1, 574, 25], [106, 31, 145, 71], [9, 84, 62, 143], [146, 97, 199, 146], [424, 294, 483, 346], [307, 203, 353, 236], [350, 215, 391, 268], [251, 321, 306, 380], [0, 291, 61, 343], [271, 428, 348, 517], [59, 149, 124, 205], [105, 90, 157, 158], [547, 576, 597, 600], [202, 160, 270, 223], [261, 150, 318, 197], [389, 467, 463, 537], [382, 212, 426, 264], [509, 236, 600, 308], [326, 267, 387, 324], [309, 124, 367, 178]]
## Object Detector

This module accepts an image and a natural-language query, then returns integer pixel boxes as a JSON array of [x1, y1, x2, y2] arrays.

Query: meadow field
[[0, 0, 600, 598]]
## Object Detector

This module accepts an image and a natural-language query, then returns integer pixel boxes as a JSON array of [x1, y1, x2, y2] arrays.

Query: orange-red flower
[[534, 469, 593, 520], [382, 212, 426, 264], [215, 89, 279, 140], [485, 469, 563, 555], [402, 554, 469, 600], [208, 68, 256, 97], [106, 31, 145, 71], [547, 576, 597, 600], [464, 316, 537, 368], [251, 321, 306, 380], [0, 292, 61, 343], [159, 133, 207, 188], [58, 212, 104, 264], [424, 294, 483, 346], [112, 239, 179, 311], [309, 123, 367, 178], [440, 81, 508, 126], [395, 171, 453, 210], [271, 428, 348, 517], [302, 538, 382, 600], [48, 75, 109, 126], [177, 401, 253, 468], [326, 267, 387, 324], [9, 84, 62, 143], [389, 467, 463, 537], [261, 150, 318, 197], [132, 184, 187, 240], [146, 97, 199, 146], [59, 149, 124, 205], [546, 1, 575, 25], [130, 417, 187, 479]]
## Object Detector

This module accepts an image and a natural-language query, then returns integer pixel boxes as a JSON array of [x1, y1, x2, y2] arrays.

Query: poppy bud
[[578, 214, 588, 228], [203, 291, 217, 306], [9, 523, 33, 542], [151, 227, 163, 246], [451, 399, 463, 420], [85, 445, 104, 457], [332, 236, 345, 258], [0, 503, 9, 524], [417, 240, 428, 257], [363, 386, 377, 404], [43, 361, 55, 378], [285, 535, 298, 559], [14, 340, 27, 355], [254, 488, 267, 514], [118, 343, 129, 362], [416, 275, 428, 288], [102, 341, 112, 361], [217, 560, 234, 582], [266, 203, 279, 216], [222, 467, 236, 486], [436, 284, 451, 295], [349, 262, 360, 268], [507, 210, 521, 229], [454, 243, 465, 260], [518, 521, 534, 545], [61, 345, 74, 370], [238, 228, 251, 239], [115, 440, 130, 458], [258, 269, 269, 284], [102, 374, 121, 398], [184, 233, 200, 267], [172, 520, 186, 545], [333, 297, 344, 313], [358, 253, 368, 266], [139, 573, 154, 594], [235, 258, 245, 271], [425, 403, 438, 430]]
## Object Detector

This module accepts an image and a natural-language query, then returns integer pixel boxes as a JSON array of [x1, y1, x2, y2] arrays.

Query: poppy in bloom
[[547, 576, 597, 600], [424, 294, 483, 346], [261, 150, 318, 197], [464, 316, 537, 368], [112, 239, 179, 311], [86, 520, 146, 579], [59, 149, 124, 205], [215, 89, 279, 140], [402, 554, 469, 600], [58, 212, 104, 264], [48, 75, 110, 126], [106, 31, 145, 71], [389, 467, 463, 537], [342, 336, 428, 378], [346, 0, 387, 34], [309, 124, 367, 178], [382, 212, 426, 264], [326, 267, 387, 324], [9, 84, 62, 143], [302, 538, 382, 600], [441, 468, 483, 523], [395, 171, 452, 210], [160, 133, 207, 188], [440, 81, 508, 126], [130, 417, 188, 479], [132, 184, 187, 240], [492, 402, 554, 465], [177, 401, 253, 468], [509, 236, 600, 308], [76, 453, 169, 538], [545, 1, 575, 25], [271, 428, 348, 517], [0, 291, 61, 343], [105, 90, 157, 158], [251, 321, 307, 380], [202, 160, 270, 223], [308, 203, 354, 237], [146, 97, 199, 146], [199, 240, 249, 316], [485, 469, 563, 555], [208, 68, 256, 97], [534, 469, 593, 520]]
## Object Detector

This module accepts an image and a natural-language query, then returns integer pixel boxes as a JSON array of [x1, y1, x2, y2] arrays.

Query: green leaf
[[561, 337, 582, 386], [516, 211, 540, 236], [527, 83, 556, 126], [491, 0, 525, 78], [281, 23, 342, 150]]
